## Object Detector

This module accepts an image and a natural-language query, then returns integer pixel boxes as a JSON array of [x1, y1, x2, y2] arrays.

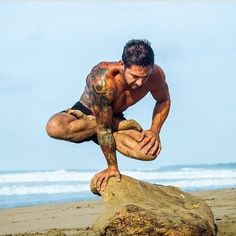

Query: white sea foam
[[0, 170, 96, 184], [0, 165, 235, 208], [0, 184, 89, 195], [0, 166, 235, 196], [0, 169, 236, 184], [123, 169, 236, 180], [156, 178, 236, 188], [1, 177, 235, 196]]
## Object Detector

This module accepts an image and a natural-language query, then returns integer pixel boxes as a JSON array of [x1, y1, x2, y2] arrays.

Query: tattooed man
[[46, 39, 171, 191]]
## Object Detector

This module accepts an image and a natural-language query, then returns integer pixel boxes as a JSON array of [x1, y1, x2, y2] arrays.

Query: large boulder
[[90, 175, 216, 236]]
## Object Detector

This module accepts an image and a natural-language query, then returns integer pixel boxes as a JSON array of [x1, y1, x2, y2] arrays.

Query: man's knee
[[118, 145, 157, 161], [46, 114, 68, 139], [135, 151, 157, 161]]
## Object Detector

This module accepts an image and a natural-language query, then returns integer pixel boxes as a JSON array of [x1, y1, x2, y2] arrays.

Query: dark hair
[[122, 39, 154, 68]]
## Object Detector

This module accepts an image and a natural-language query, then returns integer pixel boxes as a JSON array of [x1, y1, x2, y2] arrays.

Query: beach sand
[[192, 188, 236, 236], [0, 188, 235, 236]]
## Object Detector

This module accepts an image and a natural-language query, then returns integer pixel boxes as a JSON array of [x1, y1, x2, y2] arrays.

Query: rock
[[90, 175, 216, 236]]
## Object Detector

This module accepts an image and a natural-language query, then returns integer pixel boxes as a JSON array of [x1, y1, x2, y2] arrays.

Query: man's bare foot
[[65, 109, 95, 120], [115, 119, 142, 132]]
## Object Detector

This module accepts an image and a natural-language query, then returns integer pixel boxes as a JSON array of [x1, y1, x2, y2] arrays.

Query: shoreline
[[0, 188, 235, 236]]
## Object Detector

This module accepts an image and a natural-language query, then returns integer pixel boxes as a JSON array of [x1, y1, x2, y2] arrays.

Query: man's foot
[[65, 109, 95, 120], [115, 119, 142, 132]]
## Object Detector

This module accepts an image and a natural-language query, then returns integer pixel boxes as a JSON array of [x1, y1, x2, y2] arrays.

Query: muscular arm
[[89, 67, 120, 190], [93, 97, 117, 167], [150, 76, 171, 134], [139, 66, 171, 155]]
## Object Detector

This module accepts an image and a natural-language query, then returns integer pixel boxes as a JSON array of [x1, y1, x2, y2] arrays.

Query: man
[[46, 39, 171, 191]]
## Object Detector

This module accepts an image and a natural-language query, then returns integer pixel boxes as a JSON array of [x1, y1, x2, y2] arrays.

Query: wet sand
[[0, 188, 235, 236], [192, 188, 236, 236]]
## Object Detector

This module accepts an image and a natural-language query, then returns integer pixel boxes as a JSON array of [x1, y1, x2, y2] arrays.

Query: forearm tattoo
[[97, 129, 117, 166], [89, 67, 117, 166]]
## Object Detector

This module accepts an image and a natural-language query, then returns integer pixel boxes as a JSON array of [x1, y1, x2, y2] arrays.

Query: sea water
[[0, 163, 235, 209]]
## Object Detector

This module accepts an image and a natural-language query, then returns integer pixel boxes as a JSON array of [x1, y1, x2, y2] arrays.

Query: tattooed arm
[[89, 67, 121, 191]]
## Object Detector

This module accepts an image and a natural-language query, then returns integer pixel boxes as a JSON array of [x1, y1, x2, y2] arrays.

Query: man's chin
[[130, 85, 140, 90]]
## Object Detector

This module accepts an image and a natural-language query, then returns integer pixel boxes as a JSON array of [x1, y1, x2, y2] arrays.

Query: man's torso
[[79, 62, 163, 115]]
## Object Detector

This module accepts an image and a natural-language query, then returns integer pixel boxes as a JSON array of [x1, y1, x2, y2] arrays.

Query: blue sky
[[0, 1, 235, 171]]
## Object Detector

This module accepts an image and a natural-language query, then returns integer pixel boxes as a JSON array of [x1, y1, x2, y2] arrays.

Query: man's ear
[[119, 60, 125, 70], [119, 60, 124, 65]]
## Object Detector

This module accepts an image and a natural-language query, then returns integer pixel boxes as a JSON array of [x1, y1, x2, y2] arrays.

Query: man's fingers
[[96, 175, 105, 190], [156, 142, 162, 156], [138, 131, 145, 142], [139, 136, 151, 149], [116, 172, 121, 182], [144, 138, 156, 154], [150, 140, 159, 155], [94, 174, 99, 186], [101, 176, 109, 191], [94, 168, 121, 191]]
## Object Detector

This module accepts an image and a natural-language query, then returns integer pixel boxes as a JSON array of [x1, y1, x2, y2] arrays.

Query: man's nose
[[135, 79, 143, 87]]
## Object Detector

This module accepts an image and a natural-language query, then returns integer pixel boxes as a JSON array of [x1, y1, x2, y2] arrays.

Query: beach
[[0, 188, 235, 236]]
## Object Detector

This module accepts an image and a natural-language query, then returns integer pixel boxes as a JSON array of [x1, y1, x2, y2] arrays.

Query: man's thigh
[[47, 110, 97, 143]]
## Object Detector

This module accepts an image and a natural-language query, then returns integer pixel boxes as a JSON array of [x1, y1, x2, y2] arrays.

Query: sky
[[0, 1, 235, 171]]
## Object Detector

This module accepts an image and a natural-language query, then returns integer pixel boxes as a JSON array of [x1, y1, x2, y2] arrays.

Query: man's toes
[[66, 109, 86, 119], [129, 119, 142, 131], [117, 119, 142, 131], [87, 115, 96, 120]]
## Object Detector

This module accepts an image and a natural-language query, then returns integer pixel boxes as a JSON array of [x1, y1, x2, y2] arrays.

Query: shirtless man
[[46, 39, 171, 191]]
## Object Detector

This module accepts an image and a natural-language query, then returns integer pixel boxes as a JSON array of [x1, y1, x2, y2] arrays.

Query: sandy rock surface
[[91, 175, 216, 236]]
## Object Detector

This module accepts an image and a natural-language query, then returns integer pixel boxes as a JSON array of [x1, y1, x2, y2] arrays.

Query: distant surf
[[0, 163, 235, 209]]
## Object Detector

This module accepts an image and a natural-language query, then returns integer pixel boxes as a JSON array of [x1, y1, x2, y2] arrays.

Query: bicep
[[150, 67, 170, 102], [151, 82, 170, 102]]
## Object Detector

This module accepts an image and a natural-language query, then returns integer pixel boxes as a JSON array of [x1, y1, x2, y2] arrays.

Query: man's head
[[122, 39, 154, 68], [121, 39, 154, 89]]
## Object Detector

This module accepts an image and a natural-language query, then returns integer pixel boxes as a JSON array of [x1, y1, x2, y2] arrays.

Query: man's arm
[[89, 68, 121, 191], [150, 66, 171, 134], [139, 66, 171, 156], [151, 95, 171, 134]]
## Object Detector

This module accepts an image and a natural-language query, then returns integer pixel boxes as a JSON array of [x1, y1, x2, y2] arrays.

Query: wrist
[[150, 127, 160, 135], [108, 164, 118, 170]]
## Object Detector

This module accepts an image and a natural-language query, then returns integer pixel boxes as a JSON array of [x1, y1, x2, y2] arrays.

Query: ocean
[[0, 163, 235, 209]]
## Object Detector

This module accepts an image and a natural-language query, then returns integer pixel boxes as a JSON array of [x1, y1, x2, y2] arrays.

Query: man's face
[[123, 64, 153, 90]]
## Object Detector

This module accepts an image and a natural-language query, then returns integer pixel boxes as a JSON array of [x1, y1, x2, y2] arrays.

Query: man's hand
[[94, 165, 121, 191], [138, 130, 162, 156]]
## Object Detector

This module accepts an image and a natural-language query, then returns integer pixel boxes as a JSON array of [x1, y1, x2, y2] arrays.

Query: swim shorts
[[63, 101, 126, 144]]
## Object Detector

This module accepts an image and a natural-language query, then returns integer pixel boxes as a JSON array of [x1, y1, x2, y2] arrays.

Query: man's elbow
[[156, 97, 171, 108], [166, 98, 171, 108]]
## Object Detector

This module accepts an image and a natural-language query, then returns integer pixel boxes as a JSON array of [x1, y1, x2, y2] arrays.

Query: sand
[[0, 188, 235, 236], [192, 188, 236, 236]]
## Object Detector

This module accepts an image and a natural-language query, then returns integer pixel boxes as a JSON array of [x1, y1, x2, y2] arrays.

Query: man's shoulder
[[149, 64, 166, 82], [87, 62, 117, 95], [89, 61, 118, 79], [153, 64, 165, 75], [91, 61, 117, 70]]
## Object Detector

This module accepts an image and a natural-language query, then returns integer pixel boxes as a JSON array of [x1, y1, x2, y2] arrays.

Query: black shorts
[[64, 101, 126, 144]]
